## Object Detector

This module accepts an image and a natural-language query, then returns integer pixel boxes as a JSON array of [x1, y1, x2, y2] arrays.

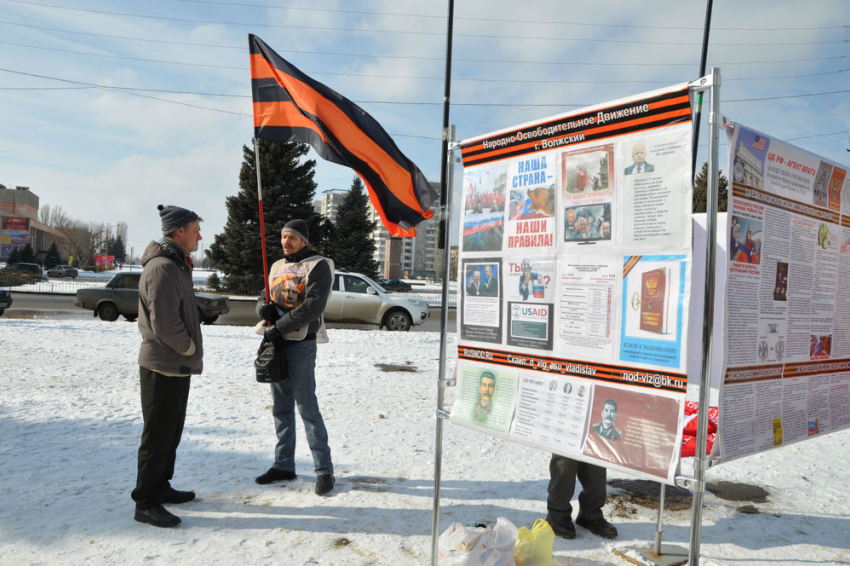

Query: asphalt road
[[4, 292, 455, 333]]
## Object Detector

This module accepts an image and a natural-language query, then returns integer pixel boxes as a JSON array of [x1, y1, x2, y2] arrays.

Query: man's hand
[[263, 324, 281, 343], [259, 302, 280, 322]]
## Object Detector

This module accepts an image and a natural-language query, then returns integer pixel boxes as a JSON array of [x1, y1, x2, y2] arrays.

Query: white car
[[325, 272, 429, 331]]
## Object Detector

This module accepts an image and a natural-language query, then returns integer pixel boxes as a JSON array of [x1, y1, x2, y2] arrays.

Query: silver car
[[324, 272, 429, 331], [47, 265, 79, 279]]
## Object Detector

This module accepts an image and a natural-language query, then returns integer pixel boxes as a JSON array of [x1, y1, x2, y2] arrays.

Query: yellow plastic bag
[[513, 518, 554, 566]]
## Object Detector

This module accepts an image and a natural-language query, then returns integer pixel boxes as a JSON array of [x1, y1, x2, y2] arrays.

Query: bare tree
[[38, 204, 70, 228], [54, 221, 110, 268]]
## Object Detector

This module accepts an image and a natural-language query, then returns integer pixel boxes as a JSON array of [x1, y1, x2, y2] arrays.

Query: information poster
[[451, 84, 694, 483], [719, 124, 850, 462], [1, 218, 29, 259]]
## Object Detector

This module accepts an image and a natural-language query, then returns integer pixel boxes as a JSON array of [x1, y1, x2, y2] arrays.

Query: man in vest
[[254, 219, 336, 496]]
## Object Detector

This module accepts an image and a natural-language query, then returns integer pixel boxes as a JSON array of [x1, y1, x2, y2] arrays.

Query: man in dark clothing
[[547, 454, 617, 540], [254, 219, 336, 495], [132, 204, 204, 528]]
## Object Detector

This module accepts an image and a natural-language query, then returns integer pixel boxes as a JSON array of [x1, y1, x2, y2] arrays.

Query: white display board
[[452, 84, 695, 484], [719, 123, 850, 462]]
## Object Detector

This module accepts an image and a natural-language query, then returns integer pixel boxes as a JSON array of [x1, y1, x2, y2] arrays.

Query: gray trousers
[[546, 454, 607, 523]]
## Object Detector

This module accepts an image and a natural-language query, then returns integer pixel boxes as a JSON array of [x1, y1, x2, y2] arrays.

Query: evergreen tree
[[44, 242, 62, 269], [19, 243, 37, 263], [207, 140, 324, 293], [109, 236, 127, 263], [693, 162, 728, 213], [6, 247, 21, 265], [316, 216, 338, 265], [332, 177, 378, 278]]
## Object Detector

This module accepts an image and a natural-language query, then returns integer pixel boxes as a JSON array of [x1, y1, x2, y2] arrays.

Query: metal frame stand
[[430, 125, 457, 566], [611, 69, 722, 566], [427, 71, 724, 565]]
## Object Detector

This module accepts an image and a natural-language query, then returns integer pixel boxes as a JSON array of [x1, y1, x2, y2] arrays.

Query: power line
[[105, 0, 850, 32], [2, 38, 846, 80], [4, 0, 848, 45], [1, 19, 847, 65], [2, 67, 846, 109]]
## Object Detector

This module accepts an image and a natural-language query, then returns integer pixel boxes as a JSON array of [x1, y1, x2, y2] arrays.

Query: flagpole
[[253, 137, 272, 303], [432, 0, 455, 564], [691, 0, 714, 178]]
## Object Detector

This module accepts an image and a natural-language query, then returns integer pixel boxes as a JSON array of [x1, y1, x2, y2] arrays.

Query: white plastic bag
[[438, 517, 518, 566]]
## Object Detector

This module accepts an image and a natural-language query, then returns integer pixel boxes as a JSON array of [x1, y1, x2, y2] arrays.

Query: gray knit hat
[[158, 204, 200, 235], [280, 219, 309, 243]]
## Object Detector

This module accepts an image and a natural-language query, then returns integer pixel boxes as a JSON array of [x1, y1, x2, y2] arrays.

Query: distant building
[[320, 190, 348, 224], [320, 182, 443, 281], [0, 185, 65, 260]]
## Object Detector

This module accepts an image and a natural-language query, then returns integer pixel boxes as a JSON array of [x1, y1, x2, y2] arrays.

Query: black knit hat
[[281, 219, 309, 244], [158, 204, 200, 235]]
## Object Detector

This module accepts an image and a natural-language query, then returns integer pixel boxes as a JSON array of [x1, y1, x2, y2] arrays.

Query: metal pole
[[691, 0, 714, 179], [430, 1, 455, 560], [688, 67, 721, 566], [437, 0, 455, 251], [431, 126, 456, 566], [253, 138, 271, 303], [654, 484, 666, 554]]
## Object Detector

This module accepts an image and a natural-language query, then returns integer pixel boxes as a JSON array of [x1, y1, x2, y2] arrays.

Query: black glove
[[263, 324, 281, 343], [259, 302, 280, 322]]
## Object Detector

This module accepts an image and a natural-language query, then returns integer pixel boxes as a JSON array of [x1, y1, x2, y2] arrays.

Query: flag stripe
[[249, 36, 437, 236], [251, 53, 416, 204]]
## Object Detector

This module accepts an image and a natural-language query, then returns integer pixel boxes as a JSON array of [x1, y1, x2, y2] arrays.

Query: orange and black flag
[[249, 34, 437, 237]]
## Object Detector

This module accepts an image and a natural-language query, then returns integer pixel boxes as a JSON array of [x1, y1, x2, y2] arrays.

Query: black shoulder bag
[[255, 339, 288, 383]]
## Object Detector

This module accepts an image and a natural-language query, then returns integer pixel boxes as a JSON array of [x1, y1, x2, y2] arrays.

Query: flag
[[752, 135, 766, 151], [576, 167, 589, 191], [249, 34, 438, 237]]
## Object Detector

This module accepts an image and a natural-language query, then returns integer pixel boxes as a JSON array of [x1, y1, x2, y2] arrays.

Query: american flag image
[[752, 136, 767, 151]]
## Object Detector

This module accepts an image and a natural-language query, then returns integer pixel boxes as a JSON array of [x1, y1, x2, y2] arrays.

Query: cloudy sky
[[1, 0, 848, 257]]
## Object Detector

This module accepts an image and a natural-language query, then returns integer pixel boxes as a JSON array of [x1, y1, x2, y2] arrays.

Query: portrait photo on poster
[[581, 384, 682, 481], [450, 362, 518, 435], [623, 142, 655, 176]]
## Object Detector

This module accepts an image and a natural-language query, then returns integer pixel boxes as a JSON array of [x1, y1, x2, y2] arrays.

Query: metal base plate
[[612, 544, 689, 566]]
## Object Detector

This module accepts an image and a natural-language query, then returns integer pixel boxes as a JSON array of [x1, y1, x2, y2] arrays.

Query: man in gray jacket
[[132, 204, 203, 528]]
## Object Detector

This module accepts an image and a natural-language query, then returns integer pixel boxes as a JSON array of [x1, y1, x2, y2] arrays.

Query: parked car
[[324, 272, 428, 331], [376, 278, 412, 293], [74, 272, 230, 324], [47, 265, 79, 279], [0, 263, 44, 286], [0, 289, 12, 316], [7, 263, 44, 277]]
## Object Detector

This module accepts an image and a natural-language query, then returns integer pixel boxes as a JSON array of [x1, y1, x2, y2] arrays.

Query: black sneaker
[[315, 474, 335, 495], [162, 487, 195, 504], [255, 468, 297, 485], [546, 515, 576, 539], [575, 515, 618, 539], [134, 505, 181, 528]]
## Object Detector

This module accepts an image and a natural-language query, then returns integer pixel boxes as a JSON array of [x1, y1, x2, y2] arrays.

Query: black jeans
[[547, 454, 608, 523], [131, 367, 191, 509]]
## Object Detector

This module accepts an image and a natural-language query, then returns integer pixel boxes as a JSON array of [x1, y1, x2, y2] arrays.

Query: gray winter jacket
[[137, 239, 204, 376]]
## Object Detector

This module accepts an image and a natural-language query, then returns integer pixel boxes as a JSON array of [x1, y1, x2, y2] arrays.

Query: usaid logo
[[514, 304, 548, 317]]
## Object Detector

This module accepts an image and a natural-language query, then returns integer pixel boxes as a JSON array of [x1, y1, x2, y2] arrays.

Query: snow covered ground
[[1, 318, 849, 565]]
